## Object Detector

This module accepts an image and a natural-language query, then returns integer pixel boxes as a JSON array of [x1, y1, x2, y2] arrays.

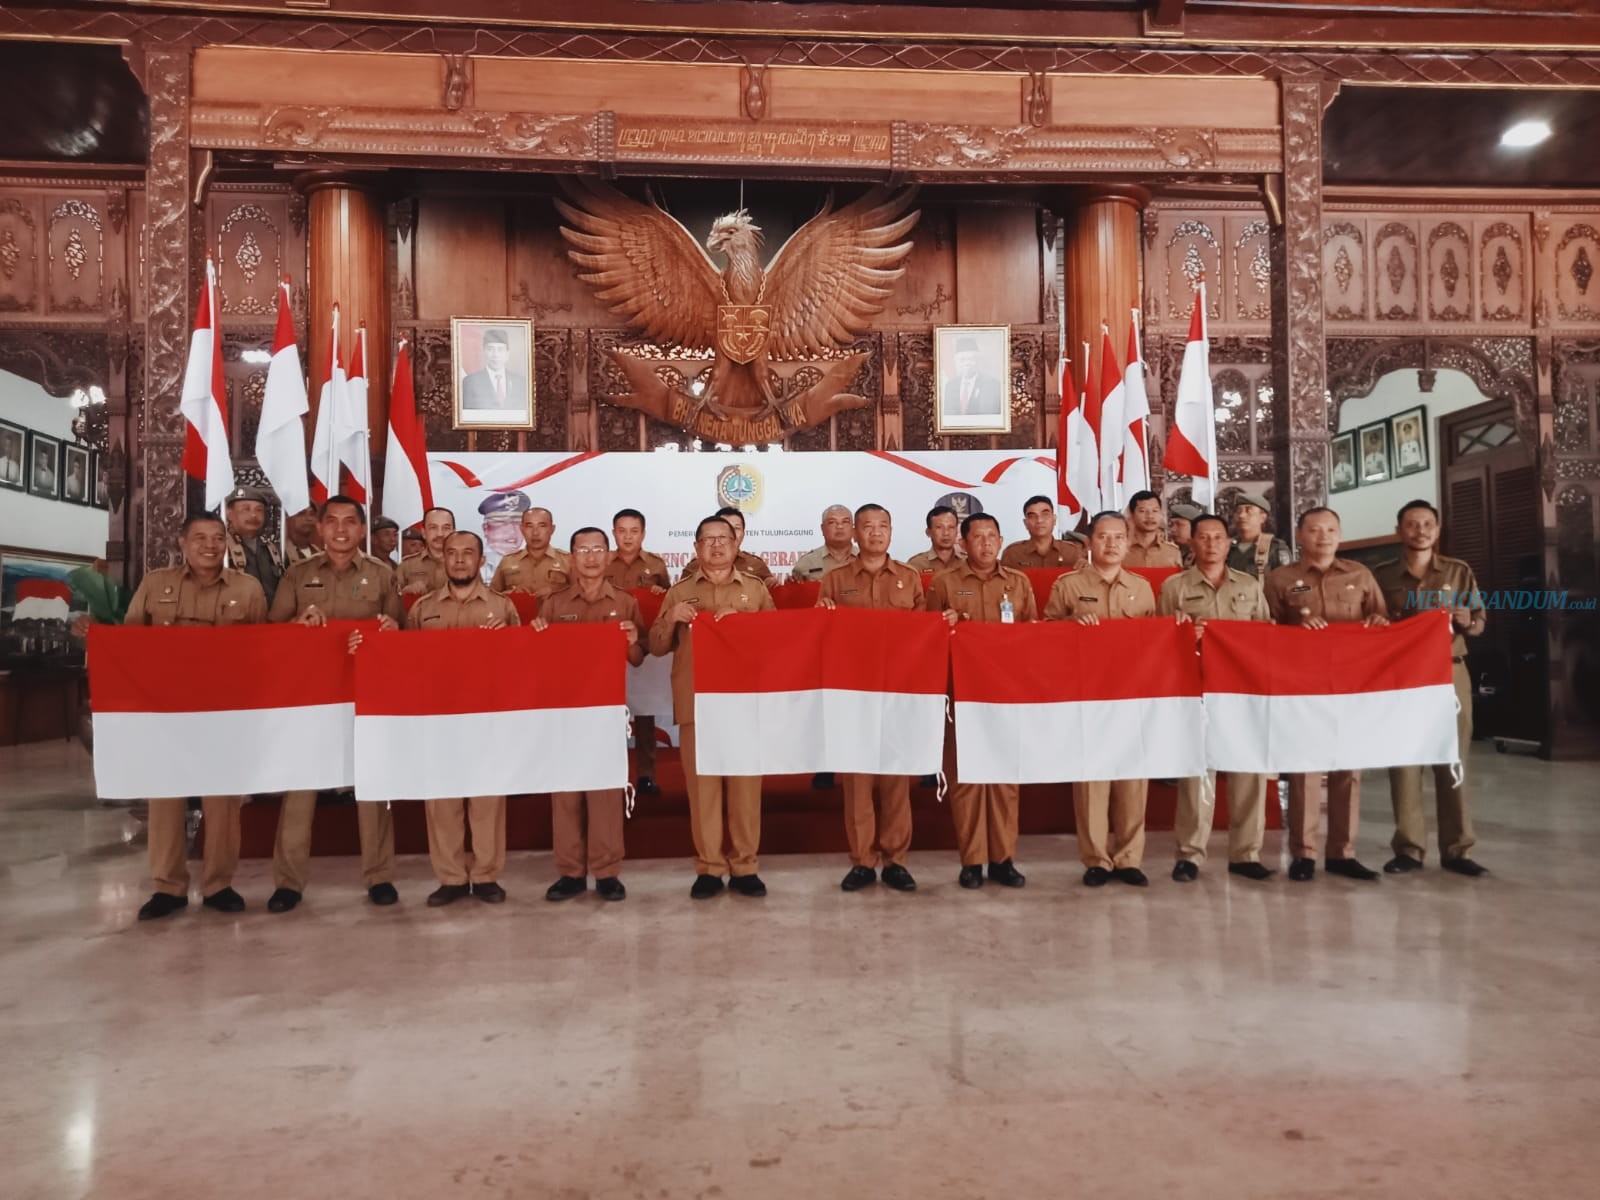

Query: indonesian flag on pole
[[353, 623, 629, 800], [1163, 283, 1218, 506], [254, 277, 310, 517], [1096, 327, 1125, 511], [343, 324, 371, 503], [88, 624, 361, 799], [310, 306, 367, 505], [691, 607, 948, 776], [951, 618, 1205, 784], [178, 258, 234, 510], [383, 336, 433, 530], [1055, 354, 1076, 514], [1120, 313, 1151, 497], [1064, 340, 1101, 517], [1201, 612, 1459, 774]]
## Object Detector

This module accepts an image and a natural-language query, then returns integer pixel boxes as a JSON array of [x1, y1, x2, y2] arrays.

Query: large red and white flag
[[1096, 327, 1125, 510], [342, 323, 371, 503], [1163, 283, 1217, 505], [309, 306, 368, 505], [1201, 612, 1459, 774], [353, 623, 629, 800], [88, 624, 360, 798], [179, 259, 234, 510], [691, 607, 949, 776], [1120, 314, 1151, 497], [254, 276, 310, 517], [951, 617, 1205, 783], [1055, 354, 1077, 515], [382, 336, 433, 531], [1064, 340, 1101, 517]]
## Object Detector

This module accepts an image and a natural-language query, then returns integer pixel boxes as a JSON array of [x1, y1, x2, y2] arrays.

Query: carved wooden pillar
[[1062, 185, 1148, 391], [1268, 79, 1331, 537]]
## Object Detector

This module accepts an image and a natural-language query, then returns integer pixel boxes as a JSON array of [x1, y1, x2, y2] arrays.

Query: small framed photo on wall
[[1390, 405, 1429, 477], [1330, 430, 1358, 493], [452, 317, 535, 431], [933, 324, 1011, 435], [0, 418, 25, 492], [25, 430, 61, 500], [61, 444, 91, 506], [91, 450, 109, 509], [1358, 420, 1392, 485]]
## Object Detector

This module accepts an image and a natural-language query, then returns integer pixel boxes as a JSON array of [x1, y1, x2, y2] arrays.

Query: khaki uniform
[[395, 553, 447, 595], [927, 563, 1036, 866], [490, 546, 571, 595], [819, 558, 926, 868], [790, 545, 856, 583], [1157, 566, 1272, 865], [538, 581, 645, 880], [906, 548, 964, 575], [1227, 535, 1293, 581], [1374, 553, 1482, 865], [648, 568, 775, 877], [1124, 535, 1185, 570], [406, 581, 521, 885], [681, 550, 773, 585], [125, 566, 268, 898], [1264, 557, 1389, 860], [268, 552, 406, 894], [603, 550, 671, 591], [1043, 568, 1158, 870], [1000, 538, 1083, 571], [227, 531, 286, 606]]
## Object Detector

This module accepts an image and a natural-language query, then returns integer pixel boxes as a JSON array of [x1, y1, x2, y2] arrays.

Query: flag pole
[[358, 322, 372, 557], [327, 303, 341, 506], [210, 258, 231, 570]]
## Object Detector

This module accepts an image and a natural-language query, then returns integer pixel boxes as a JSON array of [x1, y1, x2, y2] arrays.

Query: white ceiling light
[[1500, 120, 1552, 149]]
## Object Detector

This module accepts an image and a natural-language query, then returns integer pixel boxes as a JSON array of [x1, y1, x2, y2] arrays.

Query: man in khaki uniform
[[906, 504, 965, 575], [1123, 490, 1185, 569], [927, 513, 1037, 889], [1263, 506, 1389, 883], [126, 514, 269, 921], [535, 527, 646, 902], [397, 506, 455, 595], [1227, 493, 1293, 580], [817, 504, 925, 893], [285, 505, 322, 560], [680, 507, 775, 586], [224, 484, 286, 605], [1374, 499, 1489, 877], [791, 504, 857, 582], [371, 515, 400, 564], [490, 505, 571, 595], [605, 507, 670, 793], [266, 495, 404, 913], [1001, 494, 1084, 570], [406, 531, 522, 906], [1044, 511, 1158, 887], [1168, 501, 1203, 568], [650, 515, 777, 898], [1156, 513, 1275, 883]]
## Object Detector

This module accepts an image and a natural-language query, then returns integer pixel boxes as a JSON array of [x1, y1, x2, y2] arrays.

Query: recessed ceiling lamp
[[1500, 120, 1552, 148]]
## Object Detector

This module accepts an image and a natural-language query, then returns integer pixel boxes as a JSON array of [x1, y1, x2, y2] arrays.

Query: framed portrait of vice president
[[452, 318, 535, 431], [934, 325, 1011, 435]]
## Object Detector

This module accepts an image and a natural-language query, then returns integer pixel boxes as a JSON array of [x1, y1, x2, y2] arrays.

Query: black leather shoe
[[137, 892, 188, 921], [729, 874, 767, 897], [1082, 866, 1112, 887], [473, 881, 508, 903], [1172, 860, 1199, 883], [1228, 862, 1275, 881], [1288, 857, 1316, 882], [812, 772, 836, 790], [267, 887, 302, 913], [841, 865, 876, 892], [546, 875, 588, 902], [690, 874, 725, 900], [958, 865, 985, 889], [1384, 855, 1423, 874], [636, 774, 660, 796], [1442, 857, 1488, 877], [882, 864, 917, 892], [988, 860, 1026, 888], [1325, 857, 1379, 881], [202, 887, 246, 913], [1112, 867, 1149, 887], [596, 877, 626, 901], [368, 882, 399, 906], [427, 883, 471, 907]]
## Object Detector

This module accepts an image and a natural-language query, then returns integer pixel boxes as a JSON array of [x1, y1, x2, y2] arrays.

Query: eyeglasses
[[698, 535, 733, 546], [572, 546, 609, 557]]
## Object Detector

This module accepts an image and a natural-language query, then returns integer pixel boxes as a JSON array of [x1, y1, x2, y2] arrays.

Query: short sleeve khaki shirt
[[406, 581, 521, 630], [1043, 568, 1156, 621], [1123, 536, 1185, 570], [817, 556, 925, 610], [1373, 553, 1483, 657], [124, 566, 268, 627], [1156, 565, 1271, 623], [603, 550, 670, 591], [648, 569, 777, 723], [490, 548, 571, 595], [395, 554, 447, 595], [926, 562, 1038, 623], [1000, 538, 1083, 570], [269, 552, 403, 623], [1263, 558, 1388, 626]]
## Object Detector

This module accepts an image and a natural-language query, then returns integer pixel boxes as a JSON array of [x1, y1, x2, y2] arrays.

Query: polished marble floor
[[2, 738, 1597, 1199]]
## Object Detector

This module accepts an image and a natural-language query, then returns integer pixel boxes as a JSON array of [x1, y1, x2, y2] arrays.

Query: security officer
[[906, 505, 965, 575], [605, 507, 670, 794], [1168, 501, 1203, 568], [649, 514, 776, 899], [1263, 506, 1389, 883], [1123, 490, 1184, 569], [480, 489, 531, 560], [396, 506, 455, 595], [1001, 494, 1084, 569], [490, 505, 571, 595], [1156, 513, 1275, 882], [1227, 493, 1293, 580], [126, 513, 269, 921], [224, 484, 285, 605], [927, 512, 1037, 889], [680, 507, 775, 586], [1374, 499, 1488, 877], [1044, 510, 1158, 887], [535, 527, 646, 902], [407, 530, 521, 906], [265, 495, 404, 913], [401, 528, 425, 560], [371, 515, 400, 564], [285, 505, 323, 560], [791, 504, 857, 582], [817, 503, 924, 893]]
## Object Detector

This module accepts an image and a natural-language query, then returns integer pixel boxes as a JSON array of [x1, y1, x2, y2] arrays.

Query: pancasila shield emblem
[[716, 304, 772, 365]]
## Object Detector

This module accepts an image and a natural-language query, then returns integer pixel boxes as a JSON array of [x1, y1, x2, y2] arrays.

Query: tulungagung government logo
[[716, 463, 763, 514]]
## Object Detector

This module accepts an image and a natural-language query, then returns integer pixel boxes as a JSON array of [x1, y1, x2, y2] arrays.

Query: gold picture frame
[[451, 317, 536, 431], [933, 324, 1012, 435]]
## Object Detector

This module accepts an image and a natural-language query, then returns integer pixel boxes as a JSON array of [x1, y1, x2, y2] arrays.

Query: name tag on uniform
[[558, 614, 578, 622], [305, 580, 325, 590], [1182, 591, 1208, 603], [420, 614, 441, 625], [1079, 596, 1099, 604], [840, 588, 860, 597], [1288, 583, 1310, 595], [956, 589, 974, 597]]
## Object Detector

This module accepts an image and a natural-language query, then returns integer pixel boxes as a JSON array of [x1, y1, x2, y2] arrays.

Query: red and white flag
[[1096, 326, 1125, 510], [691, 607, 949, 776], [1055, 354, 1076, 515], [1201, 612, 1459, 774], [1064, 340, 1101, 517], [88, 624, 360, 798], [951, 618, 1205, 783], [1120, 313, 1151, 497], [343, 323, 371, 503], [1163, 283, 1217, 506], [254, 277, 310, 517], [382, 336, 433, 531], [309, 306, 368, 505], [179, 259, 234, 511], [353, 623, 629, 800]]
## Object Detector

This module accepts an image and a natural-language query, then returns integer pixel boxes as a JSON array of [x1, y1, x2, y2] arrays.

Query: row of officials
[[110, 484, 1489, 923]]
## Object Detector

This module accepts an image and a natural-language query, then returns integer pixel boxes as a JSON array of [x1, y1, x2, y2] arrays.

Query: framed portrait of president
[[452, 317, 535, 431], [934, 325, 1011, 435]]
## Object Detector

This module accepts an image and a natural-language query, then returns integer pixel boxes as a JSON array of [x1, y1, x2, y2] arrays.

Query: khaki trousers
[[1073, 779, 1149, 869], [149, 796, 240, 897], [1388, 662, 1476, 864], [1175, 772, 1267, 864], [1287, 771, 1358, 860], [679, 722, 762, 877], [424, 796, 506, 885], [272, 790, 396, 892], [948, 783, 1019, 867], [841, 774, 912, 868], [551, 789, 626, 879]]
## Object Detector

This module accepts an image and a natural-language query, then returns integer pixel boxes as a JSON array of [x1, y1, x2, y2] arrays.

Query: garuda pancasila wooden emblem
[[557, 179, 919, 443]]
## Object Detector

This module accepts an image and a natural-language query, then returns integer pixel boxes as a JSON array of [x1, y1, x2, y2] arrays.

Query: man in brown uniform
[[1168, 501, 1203, 568], [791, 504, 857, 582], [1374, 499, 1488, 877], [535, 526, 646, 902], [927, 512, 1037, 889], [817, 503, 925, 893], [649, 515, 777, 898], [406, 530, 522, 906], [1226, 493, 1293, 580], [605, 507, 671, 793], [1263, 506, 1389, 883], [266, 495, 405, 913], [1001, 494, 1084, 570], [1156, 513, 1275, 883], [680, 507, 775, 586], [286, 504, 323, 560], [490, 505, 571, 596], [906, 505, 965, 575], [1123, 490, 1185, 569], [1044, 511, 1159, 887], [396, 506, 455, 595], [126, 514, 269, 921], [224, 484, 286, 606]]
